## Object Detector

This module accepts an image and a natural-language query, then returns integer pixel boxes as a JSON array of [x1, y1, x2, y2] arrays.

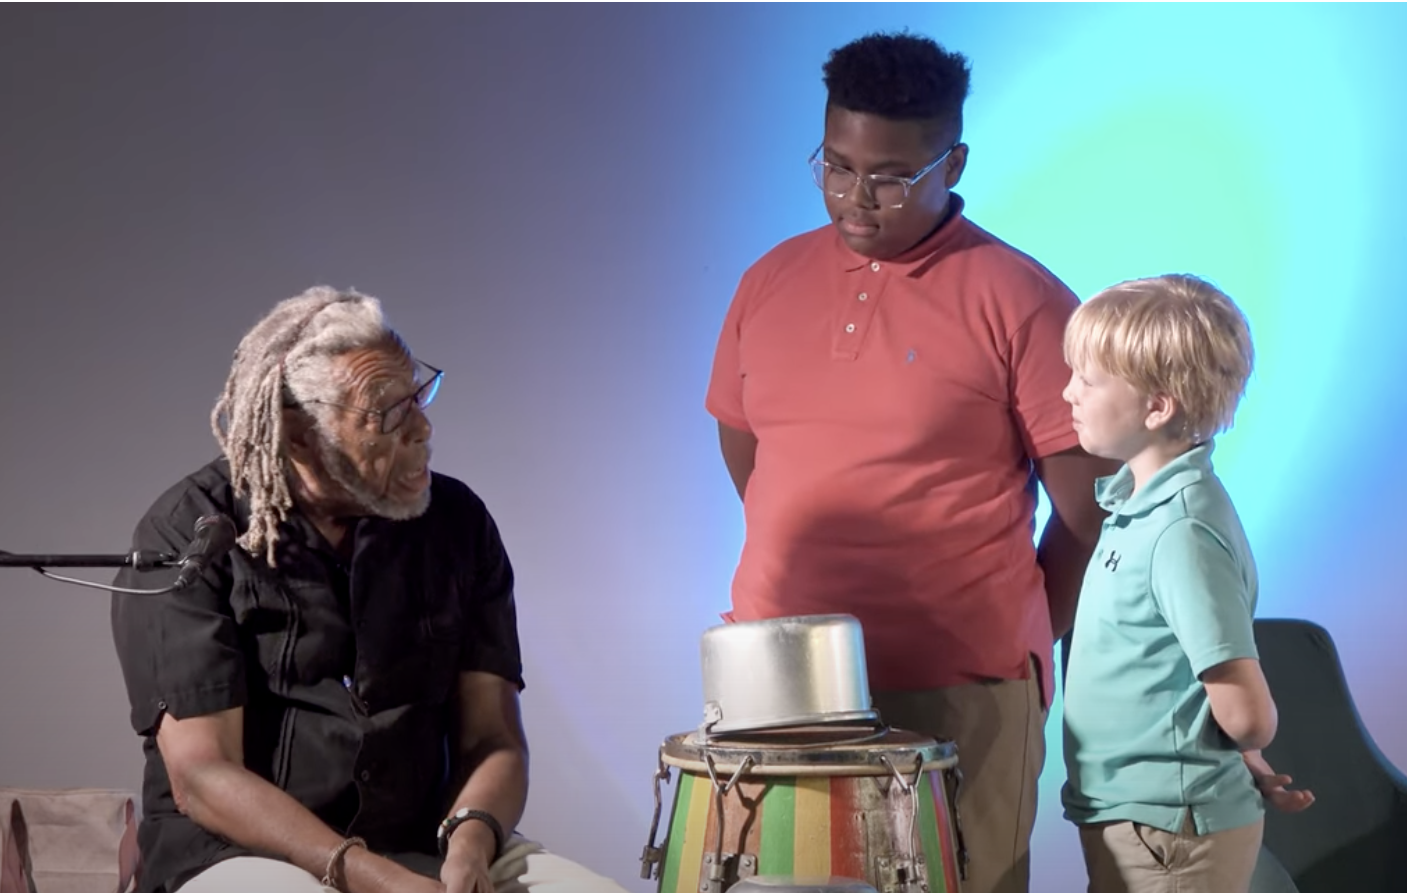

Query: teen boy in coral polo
[[705, 32, 1114, 893]]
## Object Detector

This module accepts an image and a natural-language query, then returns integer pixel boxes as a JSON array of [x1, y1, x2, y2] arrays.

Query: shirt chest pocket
[[359, 591, 465, 713], [230, 576, 308, 695]]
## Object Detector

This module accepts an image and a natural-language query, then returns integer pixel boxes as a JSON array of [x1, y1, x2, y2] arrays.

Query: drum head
[[660, 724, 957, 777]]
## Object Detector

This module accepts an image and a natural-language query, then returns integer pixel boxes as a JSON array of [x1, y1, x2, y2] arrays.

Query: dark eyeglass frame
[[304, 359, 444, 435]]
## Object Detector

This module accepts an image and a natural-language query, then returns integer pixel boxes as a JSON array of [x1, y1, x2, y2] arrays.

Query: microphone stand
[[0, 549, 184, 595]]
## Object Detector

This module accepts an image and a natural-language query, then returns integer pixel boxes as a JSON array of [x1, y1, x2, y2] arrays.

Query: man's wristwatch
[[437, 807, 506, 861]]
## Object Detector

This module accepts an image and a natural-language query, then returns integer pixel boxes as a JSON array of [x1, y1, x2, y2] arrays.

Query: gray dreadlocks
[[211, 286, 396, 565]]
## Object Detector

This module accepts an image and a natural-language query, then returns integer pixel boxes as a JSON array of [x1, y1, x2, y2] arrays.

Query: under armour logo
[[906, 349, 917, 363], [1104, 551, 1121, 571]]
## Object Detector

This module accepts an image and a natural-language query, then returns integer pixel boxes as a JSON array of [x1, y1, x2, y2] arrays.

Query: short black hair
[[823, 32, 971, 134]]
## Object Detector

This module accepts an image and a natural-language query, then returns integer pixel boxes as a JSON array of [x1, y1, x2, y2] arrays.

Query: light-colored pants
[[872, 661, 1047, 893], [178, 834, 629, 893], [1077, 815, 1264, 893]]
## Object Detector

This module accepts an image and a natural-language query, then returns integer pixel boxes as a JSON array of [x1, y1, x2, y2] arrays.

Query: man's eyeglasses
[[808, 143, 958, 209], [307, 358, 444, 435]]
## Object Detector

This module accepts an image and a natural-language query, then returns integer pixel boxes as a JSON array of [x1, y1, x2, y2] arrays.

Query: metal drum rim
[[706, 708, 880, 735], [658, 728, 959, 777]]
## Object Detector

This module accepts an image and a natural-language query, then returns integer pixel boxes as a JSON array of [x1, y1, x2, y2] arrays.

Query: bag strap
[[116, 798, 140, 893], [2, 793, 141, 893], [0, 799, 36, 893]]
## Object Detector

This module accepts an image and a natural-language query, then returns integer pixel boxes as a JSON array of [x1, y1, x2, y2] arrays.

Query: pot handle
[[697, 700, 725, 739]]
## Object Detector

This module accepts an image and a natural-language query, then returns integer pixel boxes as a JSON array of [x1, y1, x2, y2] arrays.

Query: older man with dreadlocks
[[110, 287, 628, 893]]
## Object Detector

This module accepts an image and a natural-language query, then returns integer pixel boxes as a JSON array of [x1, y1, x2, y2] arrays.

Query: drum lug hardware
[[640, 843, 664, 881], [699, 851, 756, 893], [949, 765, 969, 881], [700, 851, 719, 893], [876, 856, 929, 893], [639, 754, 673, 879], [880, 752, 930, 893], [739, 854, 757, 879], [699, 752, 754, 893]]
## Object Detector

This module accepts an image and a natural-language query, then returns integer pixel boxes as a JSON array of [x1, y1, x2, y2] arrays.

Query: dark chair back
[[1250, 845, 1300, 893], [1254, 618, 1407, 892]]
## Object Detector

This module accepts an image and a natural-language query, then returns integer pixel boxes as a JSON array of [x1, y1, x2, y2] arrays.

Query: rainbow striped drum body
[[640, 727, 966, 893]]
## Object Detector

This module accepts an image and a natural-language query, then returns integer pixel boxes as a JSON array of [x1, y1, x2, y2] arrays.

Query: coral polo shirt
[[706, 197, 1080, 706]]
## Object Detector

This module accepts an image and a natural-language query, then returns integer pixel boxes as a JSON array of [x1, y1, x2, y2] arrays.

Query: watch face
[[438, 807, 472, 851], [437, 808, 504, 859]]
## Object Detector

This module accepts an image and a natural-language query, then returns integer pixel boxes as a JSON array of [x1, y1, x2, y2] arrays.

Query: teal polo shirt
[[1061, 441, 1263, 835]]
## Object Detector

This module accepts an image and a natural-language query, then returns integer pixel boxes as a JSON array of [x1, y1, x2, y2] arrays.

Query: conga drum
[[639, 726, 966, 893]]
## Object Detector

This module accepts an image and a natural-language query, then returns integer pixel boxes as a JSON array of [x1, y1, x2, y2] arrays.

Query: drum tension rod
[[701, 753, 755, 893], [640, 753, 673, 879], [880, 752, 930, 893], [949, 766, 969, 882]]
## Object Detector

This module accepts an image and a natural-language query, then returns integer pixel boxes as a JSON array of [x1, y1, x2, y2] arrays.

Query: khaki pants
[[1078, 815, 1263, 893], [178, 834, 629, 893], [872, 662, 1046, 893]]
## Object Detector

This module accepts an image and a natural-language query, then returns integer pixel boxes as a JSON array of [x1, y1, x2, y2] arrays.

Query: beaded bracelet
[[321, 836, 367, 891]]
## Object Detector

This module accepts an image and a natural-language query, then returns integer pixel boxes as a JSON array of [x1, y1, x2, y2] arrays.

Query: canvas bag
[[0, 789, 140, 893]]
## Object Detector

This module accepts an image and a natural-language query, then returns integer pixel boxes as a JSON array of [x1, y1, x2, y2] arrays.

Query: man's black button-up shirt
[[111, 459, 524, 892]]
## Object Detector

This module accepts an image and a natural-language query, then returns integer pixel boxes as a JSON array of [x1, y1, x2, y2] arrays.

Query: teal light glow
[[933, 4, 1404, 877], [698, 4, 1406, 888]]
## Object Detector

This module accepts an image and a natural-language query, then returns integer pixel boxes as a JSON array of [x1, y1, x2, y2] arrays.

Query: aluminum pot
[[699, 614, 877, 735]]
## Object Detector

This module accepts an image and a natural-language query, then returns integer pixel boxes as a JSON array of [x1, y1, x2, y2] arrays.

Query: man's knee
[[491, 836, 628, 893], [179, 857, 336, 893]]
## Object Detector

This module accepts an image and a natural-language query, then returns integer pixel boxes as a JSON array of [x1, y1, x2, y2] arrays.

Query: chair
[[1250, 844, 1300, 893], [1253, 618, 1407, 893]]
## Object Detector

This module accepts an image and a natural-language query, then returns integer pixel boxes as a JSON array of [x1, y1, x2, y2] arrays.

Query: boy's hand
[[1243, 749, 1316, 813], [1254, 771, 1316, 812]]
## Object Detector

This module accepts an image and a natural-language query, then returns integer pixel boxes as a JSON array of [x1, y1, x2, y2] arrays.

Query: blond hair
[[1064, 273, 1254, 440], [211, 286, 394, 565]]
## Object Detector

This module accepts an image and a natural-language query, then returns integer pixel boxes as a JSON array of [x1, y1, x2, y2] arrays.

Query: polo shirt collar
[[1095, 441, 1217, 518], [836, 193, 969, 274]]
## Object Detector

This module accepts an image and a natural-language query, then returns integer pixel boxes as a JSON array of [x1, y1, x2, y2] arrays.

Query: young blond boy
[[1059, 274, 1313, 893]]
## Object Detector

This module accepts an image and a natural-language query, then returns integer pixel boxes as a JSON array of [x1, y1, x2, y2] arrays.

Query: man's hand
[[442, 820, 497, 893], [442, 849, 494, 893], [159, 709, 440, 893], [438, 672, 527, 893], [1244, 749, 1315, 813]]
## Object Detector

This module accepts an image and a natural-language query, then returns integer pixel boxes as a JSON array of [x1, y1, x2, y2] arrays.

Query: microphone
[[172, 514, 239, 591]]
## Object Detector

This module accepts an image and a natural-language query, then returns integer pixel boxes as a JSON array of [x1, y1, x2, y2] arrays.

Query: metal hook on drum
[[880, 752, 929, 892], [701, 751, 754, 893], [948, 765, 969, 881], [639, 750, 674, 880]]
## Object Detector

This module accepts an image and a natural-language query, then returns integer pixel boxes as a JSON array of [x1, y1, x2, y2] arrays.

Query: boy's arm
[[1201, 658, 1278, 751], [1151, 518, 1271, 744], [1243, 749, 1316, 812]]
